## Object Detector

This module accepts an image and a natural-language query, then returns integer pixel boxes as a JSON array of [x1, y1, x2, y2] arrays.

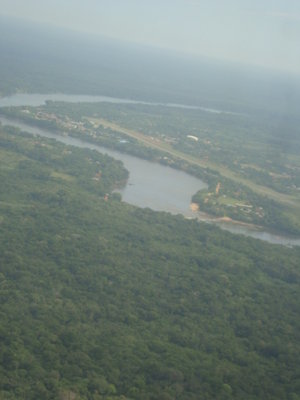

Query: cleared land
[[88, 117, 300, 209]]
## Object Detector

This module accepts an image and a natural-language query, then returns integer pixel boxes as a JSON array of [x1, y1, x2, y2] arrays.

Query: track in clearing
[[87, 117, 300, 209]]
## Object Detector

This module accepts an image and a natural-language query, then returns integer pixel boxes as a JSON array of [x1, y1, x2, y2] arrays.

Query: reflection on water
[[0, 93, 240, 114], [1, 115, 299, 247], [0, 116, 206, 215], [203, 218, 300, 247]]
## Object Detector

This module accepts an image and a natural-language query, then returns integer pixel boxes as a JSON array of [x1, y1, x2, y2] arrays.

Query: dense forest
[[0, 125, 299, 399], [1, 15, 300, 400]]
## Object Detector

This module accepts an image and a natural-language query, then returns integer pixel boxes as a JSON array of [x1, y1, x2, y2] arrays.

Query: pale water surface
[[0, 93, 240, 114], [1, 110, 299, 247]]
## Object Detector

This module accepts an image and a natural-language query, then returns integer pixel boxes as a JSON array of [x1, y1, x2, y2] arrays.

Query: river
[[0, 93, 241, 115], [0, 116, 207, 215], [0, 95, 299, 247]]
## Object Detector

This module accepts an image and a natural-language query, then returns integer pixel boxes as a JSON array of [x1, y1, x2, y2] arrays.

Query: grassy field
[[87, 117, 300, 210]]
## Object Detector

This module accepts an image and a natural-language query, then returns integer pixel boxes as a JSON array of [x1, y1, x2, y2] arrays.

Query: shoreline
[[189, 203, 262, 230], [197, 213, 263, 231], [1, 114, 300, 247], [189, 207, 300, 244]]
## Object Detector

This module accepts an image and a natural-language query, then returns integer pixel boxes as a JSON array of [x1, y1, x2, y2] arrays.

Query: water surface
[[0, 116, 206, 215], [0, 93, 240, 115], [1, 115, 299, 247]]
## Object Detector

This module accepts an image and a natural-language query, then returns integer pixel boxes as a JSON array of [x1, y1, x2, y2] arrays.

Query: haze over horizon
[[1, 0, 300, 76]]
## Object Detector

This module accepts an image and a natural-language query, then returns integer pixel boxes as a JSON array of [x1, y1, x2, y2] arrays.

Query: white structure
[[187, 135, 199, 142]]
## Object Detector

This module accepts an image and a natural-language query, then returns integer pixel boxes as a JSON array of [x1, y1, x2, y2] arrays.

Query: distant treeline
[[1, 16, 300, 117]]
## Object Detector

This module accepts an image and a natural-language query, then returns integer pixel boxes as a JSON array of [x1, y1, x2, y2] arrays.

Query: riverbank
[[194, 211, 259, 229], [0, 93, 298, 210], [190, 203, 263, 229], [2, 104, 299, 236], [1, 115, 300, 246]]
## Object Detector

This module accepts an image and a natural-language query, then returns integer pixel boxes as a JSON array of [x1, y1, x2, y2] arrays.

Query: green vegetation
[[1, 126, 300, 399], [192, 179, 300, 235], [1, 18, 300, 400], [21, 100, 298, 197], [1, 102, 300, 235]]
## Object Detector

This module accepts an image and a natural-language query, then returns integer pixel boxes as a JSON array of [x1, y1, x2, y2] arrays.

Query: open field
[[88, 117, 300, 210], [1, 105, 298, 233]]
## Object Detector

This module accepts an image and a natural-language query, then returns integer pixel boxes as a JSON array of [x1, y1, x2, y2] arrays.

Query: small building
[[187, 135, 199, 142]]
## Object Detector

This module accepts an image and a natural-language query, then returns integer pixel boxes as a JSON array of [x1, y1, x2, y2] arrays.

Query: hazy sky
[[1, 0, 300, 74]]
